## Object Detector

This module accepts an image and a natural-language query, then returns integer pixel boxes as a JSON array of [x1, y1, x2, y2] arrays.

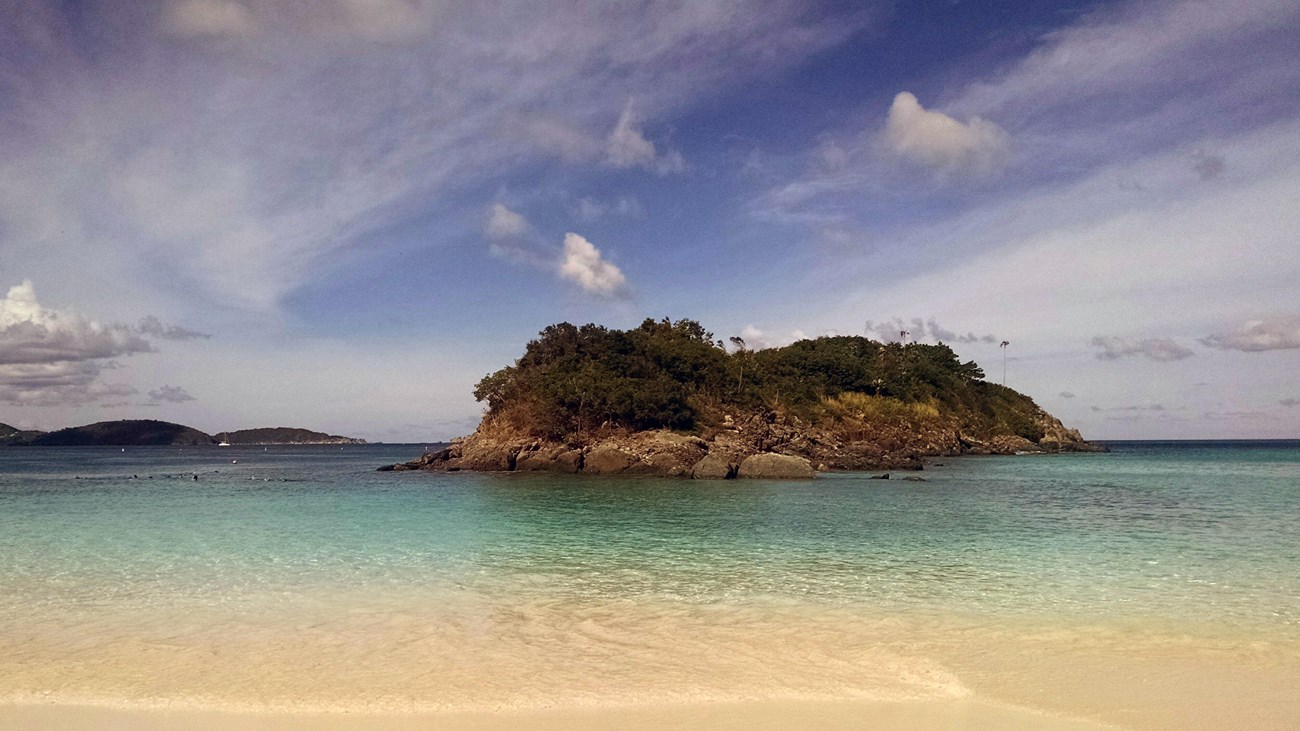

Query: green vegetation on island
[[474, 318, 1044, 441], [392, 318, 1099, 478]]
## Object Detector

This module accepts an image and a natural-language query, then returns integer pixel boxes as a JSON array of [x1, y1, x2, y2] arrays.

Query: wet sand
[[0, 699, 1116, 731], [3, 601, 1297, 730]]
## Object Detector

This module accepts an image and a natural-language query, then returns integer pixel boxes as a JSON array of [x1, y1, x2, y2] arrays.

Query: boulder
[[515, 445, 584, 473], [583, 445, 637, 474], [691, 453, 737, 479], [458, 439, 525, 471], [736, 453, 814, 479]]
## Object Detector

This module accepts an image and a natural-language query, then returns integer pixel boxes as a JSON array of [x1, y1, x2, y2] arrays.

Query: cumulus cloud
[[883, 92, 1010, 176], [1090, 335, 1195, 361], [606, 103, 685, 174], [148, 385, 197, 403], [1199, 316, 1300, 352], [558, 233, 627, 298], [0, 281, 203, 406], [0, 281, 153, 366], [163, 0, 255, 37], [864, 317, 998, 344]]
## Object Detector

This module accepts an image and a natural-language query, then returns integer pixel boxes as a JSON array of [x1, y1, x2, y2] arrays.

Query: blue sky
[[2, 0, 1298, 441]]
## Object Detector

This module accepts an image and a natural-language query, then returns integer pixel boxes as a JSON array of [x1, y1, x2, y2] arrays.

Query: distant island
[[385, 318, 1101, 478], [0, 420, 365, 447]]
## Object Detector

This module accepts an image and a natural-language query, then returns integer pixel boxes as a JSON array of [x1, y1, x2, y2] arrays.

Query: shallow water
[[2, 442, 1298, 725]]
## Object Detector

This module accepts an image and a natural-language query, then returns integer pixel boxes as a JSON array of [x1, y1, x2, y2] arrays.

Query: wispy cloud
[[606, 102, 685, 174], [1090, 336, 1195, 362], [485, 203, 529, 239], [148, 385, 197, 403], [136, 315, 209, 341], [864, 317, 998, 344], [1192, 151, 1226, 181], [1199, 316, 1300, 352], [575, 195, 644, 221], [162, 0, 255, 38], [1, 1, 872, 312]]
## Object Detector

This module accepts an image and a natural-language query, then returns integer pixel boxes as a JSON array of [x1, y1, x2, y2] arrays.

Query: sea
[[1, 441, 1298, 727]]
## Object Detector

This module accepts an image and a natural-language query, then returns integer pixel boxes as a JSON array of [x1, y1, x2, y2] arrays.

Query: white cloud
[[606, 103, 686, 174], [485, 203, 529, 240], [558, 233, 627, 298], [728, 325, 808, 351], [1090, 336, 1195, 362], [0, 281, 153, 366], [883, 92, 1010, 176], [163, 0, 254, 37], [3, 2, 865, 315], [1200, 316, 1300, 352], [148, 385, 197, 403], [0, 281, 209, 406]]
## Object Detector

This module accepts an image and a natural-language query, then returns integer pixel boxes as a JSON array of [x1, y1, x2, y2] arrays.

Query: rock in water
[[736, 453, 815, 479], [691, 453, 738, 479]]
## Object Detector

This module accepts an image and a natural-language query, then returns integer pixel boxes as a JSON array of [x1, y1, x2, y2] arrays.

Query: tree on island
[[473, 318, 1042, 443]]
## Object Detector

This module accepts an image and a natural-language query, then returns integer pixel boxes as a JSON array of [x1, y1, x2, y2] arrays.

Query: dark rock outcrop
[[382, 400, 1103, 479]]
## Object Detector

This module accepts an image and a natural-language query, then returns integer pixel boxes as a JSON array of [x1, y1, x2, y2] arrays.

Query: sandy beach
[[0, 699, 1118, 731]]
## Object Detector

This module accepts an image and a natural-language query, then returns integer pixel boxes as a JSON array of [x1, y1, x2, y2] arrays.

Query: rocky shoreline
[[381, 409, 1104, 479]]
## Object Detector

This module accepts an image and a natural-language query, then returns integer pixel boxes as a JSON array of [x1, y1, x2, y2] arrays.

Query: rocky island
[[385, 319, 1101, 478]]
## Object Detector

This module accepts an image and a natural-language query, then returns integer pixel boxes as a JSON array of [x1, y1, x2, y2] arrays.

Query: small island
[[386, 318, 1101, 478], [2, 420, 365, 447]]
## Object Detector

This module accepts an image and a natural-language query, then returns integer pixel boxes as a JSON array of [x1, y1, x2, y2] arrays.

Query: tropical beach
[[4, 0, 1300, 728]]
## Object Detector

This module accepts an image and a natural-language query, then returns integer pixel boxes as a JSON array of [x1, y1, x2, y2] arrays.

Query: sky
[[1, 0, 1298, 442]]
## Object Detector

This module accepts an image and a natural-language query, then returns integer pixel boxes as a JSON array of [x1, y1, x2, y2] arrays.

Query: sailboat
[[218, 432, 231, 447]]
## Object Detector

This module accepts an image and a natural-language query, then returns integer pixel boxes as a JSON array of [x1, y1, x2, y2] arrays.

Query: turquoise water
[[1, 441, 1298, 714], [3, 442, 1297, 627]]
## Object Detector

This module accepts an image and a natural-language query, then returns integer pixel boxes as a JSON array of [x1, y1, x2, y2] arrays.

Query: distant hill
[[222, 427, 365, 445], [0, 423, 46, 445], [4, 420, 365, 447], [26, 420, 214, 446]]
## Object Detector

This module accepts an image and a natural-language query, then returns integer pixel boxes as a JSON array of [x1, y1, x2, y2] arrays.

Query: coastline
[[4, 443, 1297, 730]]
